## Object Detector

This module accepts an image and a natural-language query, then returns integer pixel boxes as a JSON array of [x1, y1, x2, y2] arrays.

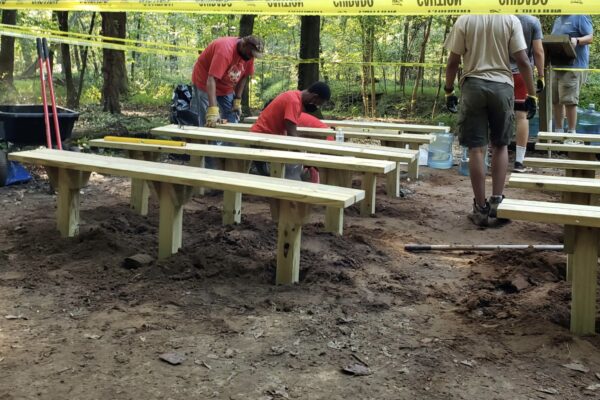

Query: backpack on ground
[[170, 84, 199, 126]]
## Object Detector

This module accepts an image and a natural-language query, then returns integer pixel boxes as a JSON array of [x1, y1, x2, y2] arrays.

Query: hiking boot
[[489, 194, 510, 225], [513, 162, 532, 173], [468, 199, 490, 227]]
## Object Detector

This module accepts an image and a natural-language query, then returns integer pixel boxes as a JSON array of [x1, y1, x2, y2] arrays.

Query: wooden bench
[[89, 138, 395, 232], [8, 149, 364, 284], [537, 132, 600, 144], [497, 198, 600, 335], [217, 123, 434, 150], [243, 116, 450, 134], [508, 172, 599, 291], [151, 124, 419, 196]]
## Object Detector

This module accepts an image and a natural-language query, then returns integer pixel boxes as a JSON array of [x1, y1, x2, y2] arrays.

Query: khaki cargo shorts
[[552, 70, 586, 105], [457, 78, 515, 149]]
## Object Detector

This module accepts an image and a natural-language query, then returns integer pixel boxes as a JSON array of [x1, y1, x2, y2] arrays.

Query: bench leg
[[570, 226, 599, 335], [360, 173, 376, 217], [270, 162, 286, 179], [222, 159, 250, 225], [126, 150, 160, 216], [156, 182, 192, 259], [276, 200, 311, 285], [322, 168, 348, 234], [46, 167, 91, 237], [189, 155, 205, 195], [407, 159, 419, 181], [386, 163, 401, 198]]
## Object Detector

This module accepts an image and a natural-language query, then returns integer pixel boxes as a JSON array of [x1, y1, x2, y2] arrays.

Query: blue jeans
[[190, 86, 238, 168]]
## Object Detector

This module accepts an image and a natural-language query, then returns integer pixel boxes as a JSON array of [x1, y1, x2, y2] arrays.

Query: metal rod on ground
[[405, 244, 564, 252]]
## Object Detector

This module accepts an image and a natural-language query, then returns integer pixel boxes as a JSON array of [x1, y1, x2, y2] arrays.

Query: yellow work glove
[[205, 106, 220, 127], [232, 98, 242, 116]]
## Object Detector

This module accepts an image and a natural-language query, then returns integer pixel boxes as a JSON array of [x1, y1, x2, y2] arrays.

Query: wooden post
[[570, 226, 599, 335], [322, 168, 348, 235], [387, 163, 401, 198], [360, 172, 376, 216], [156, 182, 192, 259], [47, 167, 90, 237], [222, 159, 249, 225], [269, 162, 286, 179], [189, 154, 205, 195], [276, 200, 310, 284]]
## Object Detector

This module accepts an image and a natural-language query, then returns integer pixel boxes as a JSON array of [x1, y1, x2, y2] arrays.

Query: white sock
[[555, 128, 564, 133], [567, 129, 576, 133], [516, 145, 526, 163]]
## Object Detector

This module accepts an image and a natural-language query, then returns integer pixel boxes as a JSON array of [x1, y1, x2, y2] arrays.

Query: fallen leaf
[[595, 372, 600, 381], [460, 360, 476, 368], [341, 363, 372, 376], [84, 333, 102, 340], [270, 346, 287, 356], [5, 314, 27, 320], [194, 359, 211, 370], [252, 330, 264, 339], [536, 387, 559, 395], [585, 383, 600, 391], [159, 352, 186, 365], [327, 340, 342, 350], [563, 362, 589, 373]]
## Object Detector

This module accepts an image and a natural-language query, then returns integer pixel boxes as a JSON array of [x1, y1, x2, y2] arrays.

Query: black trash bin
[[0, 105, 79, 186]]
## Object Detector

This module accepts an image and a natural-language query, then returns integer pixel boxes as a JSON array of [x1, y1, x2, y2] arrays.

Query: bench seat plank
[[537, 132, 600, 143], [243, 116, 450, 134], [508, 173, 600, 195], [498, 198, 600, 228], [524, 157, 600, 171], [536, 142, 600, 155]]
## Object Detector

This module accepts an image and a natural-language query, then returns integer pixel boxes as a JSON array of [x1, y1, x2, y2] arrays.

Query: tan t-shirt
[[444, 15, 527, 86]]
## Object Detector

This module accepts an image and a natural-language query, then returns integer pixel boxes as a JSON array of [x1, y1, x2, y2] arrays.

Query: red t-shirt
[[251, 90, 302, 135], [297, 113, 329, 128], [192, 37, 255, 96]]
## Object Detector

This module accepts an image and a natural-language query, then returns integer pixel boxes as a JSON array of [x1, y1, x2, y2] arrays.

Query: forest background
[[0, 12, 599, 138]]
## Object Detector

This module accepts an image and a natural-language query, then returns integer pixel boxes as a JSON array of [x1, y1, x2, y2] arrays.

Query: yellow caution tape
[[104, 136, 187, 147], [0, 0, 598, 15]]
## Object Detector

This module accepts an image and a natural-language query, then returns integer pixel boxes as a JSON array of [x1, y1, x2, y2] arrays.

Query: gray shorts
[[457, 78, 515, 148], [552, 70, 586, 106]]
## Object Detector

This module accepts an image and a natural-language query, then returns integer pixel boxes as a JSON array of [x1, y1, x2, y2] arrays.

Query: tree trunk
[[76, 12, 96, 108], [101, 12, 127, 114], [239, 15, 255, 116], [360, 17, 375, 117], [0, 10, 17, 85], [56, 11, 77, 109], [298, 16, 320, 90], [410, 17, 432, 114], [431, 16, 453, 119], [399, 17, 410, 95], [131, 14, 142, 80]]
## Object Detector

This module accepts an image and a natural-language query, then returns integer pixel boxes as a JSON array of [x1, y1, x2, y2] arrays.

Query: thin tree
[[55, 11, 77, 109], [298, 16, 320, 90], [76, 12, 96, 108], [239, 15, 255, 115], [100, 12, 127, 114], [0, 10, 17, 86], [410, 17, 432, 114]]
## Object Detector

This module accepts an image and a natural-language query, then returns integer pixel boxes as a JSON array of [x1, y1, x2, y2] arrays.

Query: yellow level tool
[[104, 136, 186, 147]]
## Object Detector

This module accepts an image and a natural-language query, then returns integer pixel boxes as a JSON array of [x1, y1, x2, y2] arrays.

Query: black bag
[[170, 84, 199, 126]]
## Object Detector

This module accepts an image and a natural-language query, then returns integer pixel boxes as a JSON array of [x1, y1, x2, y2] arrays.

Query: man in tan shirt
[[444, 15, 537, 227]]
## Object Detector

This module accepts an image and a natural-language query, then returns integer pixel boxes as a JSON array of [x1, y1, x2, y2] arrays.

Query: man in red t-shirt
[[191, 35, 264, 127], [297, 113, 334, 141], [251, 81, 331, 137]]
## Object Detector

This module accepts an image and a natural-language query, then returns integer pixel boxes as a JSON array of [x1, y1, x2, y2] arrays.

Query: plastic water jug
[[528, 113, 539, 139], [335, 128, 344, 142], [458, 146, 489, 176], [427, 132, 453, 169], [577, 104, 600, 134]]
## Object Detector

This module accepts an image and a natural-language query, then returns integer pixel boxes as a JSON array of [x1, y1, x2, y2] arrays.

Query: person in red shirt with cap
[[191, 35, 264, 128]]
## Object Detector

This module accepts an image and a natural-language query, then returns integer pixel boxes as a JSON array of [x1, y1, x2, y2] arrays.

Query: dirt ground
[[1, 154, 600, 400]]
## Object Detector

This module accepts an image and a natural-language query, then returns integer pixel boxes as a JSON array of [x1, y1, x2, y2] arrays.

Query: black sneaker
[[468, 199, 490, 227], [513, 162, 532, 173]]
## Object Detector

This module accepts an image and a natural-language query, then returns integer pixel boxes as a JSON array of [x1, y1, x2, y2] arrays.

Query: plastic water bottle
[[458, 146, 489, 176], [335, 128, 344, 142]]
